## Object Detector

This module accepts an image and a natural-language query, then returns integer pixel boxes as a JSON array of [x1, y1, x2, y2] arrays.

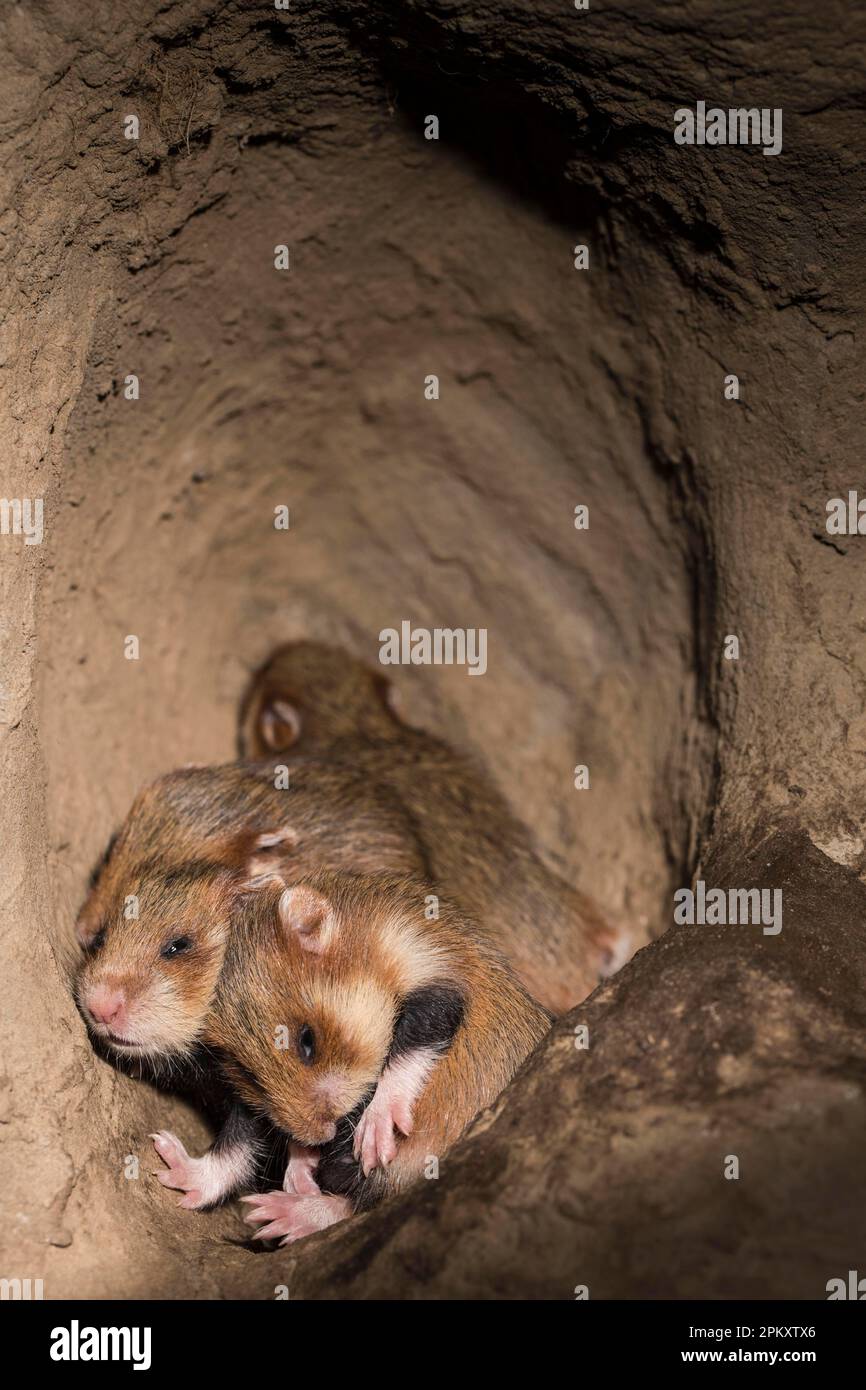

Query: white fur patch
[[376, 1045, 441, 1115], [192, 1141, 257, 1205], [128, 974, 199, 1054], [152, 1130, 257, 1207], [376, 910, 455, 993], [79, 971, 195, 1057]]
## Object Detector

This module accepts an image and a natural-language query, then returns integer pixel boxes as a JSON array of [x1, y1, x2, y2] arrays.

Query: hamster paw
[[240, 1190, 351, 1244], [283, 1143, 321, 1196], [150, 1130, 214, 1210], [353, 1088, 413, 1176], [598, 922, 632, 978]]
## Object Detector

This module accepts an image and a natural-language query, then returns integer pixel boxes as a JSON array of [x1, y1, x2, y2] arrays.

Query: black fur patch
[[388, 983, 466, 1061], [213, 1100, 264, 1154], [314, 1095, 373, 1202], [299, 988, 466, 1210]]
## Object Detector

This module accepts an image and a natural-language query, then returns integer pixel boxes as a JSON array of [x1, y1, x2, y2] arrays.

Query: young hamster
[[75, 641, 617, 1210], [74, 761, 429, 1207], [239, 642, 625, 1012], [201, 869, 551, 1244], [75, 760, 427, 1052]]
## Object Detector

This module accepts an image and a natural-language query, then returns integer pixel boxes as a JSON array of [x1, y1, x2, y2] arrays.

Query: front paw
[[150, 1131, 211, 1210], [283, 1143, 321, 1196], [353, 1090, 413, 1176], [598, 921, 632, 978], [240, 1190, 351, 1244]]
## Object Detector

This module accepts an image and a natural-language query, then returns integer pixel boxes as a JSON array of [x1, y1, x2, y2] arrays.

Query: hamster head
[[76, 862, 237, 1059], [74, 768, 295, 1060], [210, 875, 446, 1146], [238, 640, 404, 755]]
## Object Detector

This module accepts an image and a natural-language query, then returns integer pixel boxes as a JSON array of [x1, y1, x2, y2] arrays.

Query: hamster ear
[[245, 826, 298, 879], [75, 904, 102, 947], [277, 885, 336, 955], [258, 698, 302, 752], [181, 824, 298, 881]]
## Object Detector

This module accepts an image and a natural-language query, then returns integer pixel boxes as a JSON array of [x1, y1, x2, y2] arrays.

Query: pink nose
[[87, 985, 128, 1029]]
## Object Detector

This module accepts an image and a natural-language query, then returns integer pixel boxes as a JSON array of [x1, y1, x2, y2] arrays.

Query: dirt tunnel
[[2, 0, 865, 1299]]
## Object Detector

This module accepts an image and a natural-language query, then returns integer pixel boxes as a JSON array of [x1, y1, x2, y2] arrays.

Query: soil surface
[[1, 0, 863, 1298]]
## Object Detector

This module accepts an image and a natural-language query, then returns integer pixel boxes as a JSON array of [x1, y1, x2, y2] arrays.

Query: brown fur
[[239, 642, 619, 1012], [76, 641, 615, 1054], [76, 757, 425, 943], [74, 760, 427, 1058], [73, 642, 613, 1225], [205, 870, 551, 1200], [352, 893, 553, 1208], [75, 862, 236, 1058]]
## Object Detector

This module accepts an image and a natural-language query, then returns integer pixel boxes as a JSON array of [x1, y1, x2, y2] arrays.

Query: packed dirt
[[1, 0, 864, 1298]]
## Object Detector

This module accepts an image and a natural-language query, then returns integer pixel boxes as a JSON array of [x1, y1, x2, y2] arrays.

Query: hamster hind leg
[[151, 1103, 264, 1210]]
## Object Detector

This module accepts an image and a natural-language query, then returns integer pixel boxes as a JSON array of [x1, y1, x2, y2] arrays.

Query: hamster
[[76, 860, 238, 1059], [74, 761, 429, 1208], [200, 869, 551, 1244], [75, 760, 427, 1055], [75, 643, 617, 1211], [240, 641, 625, 1012], [77, 645, 617, 1060]]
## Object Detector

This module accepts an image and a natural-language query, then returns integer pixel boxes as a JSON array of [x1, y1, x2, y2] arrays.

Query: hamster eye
[[87, 928, 106, 955], [297, 1024, 316, 1064], [161, 936, 193, 959]]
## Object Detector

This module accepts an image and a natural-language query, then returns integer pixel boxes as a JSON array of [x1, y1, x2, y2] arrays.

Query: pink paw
[[151, 1131, 210, 1210], [283, 1143, 321, 1196], [599, 923, 632, 977], [353, 1090, 414, 1176], [240, 1190, 351, 1244]]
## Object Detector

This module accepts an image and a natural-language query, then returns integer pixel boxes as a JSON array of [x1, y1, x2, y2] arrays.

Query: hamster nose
[[87, 985, 128, 1028]]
